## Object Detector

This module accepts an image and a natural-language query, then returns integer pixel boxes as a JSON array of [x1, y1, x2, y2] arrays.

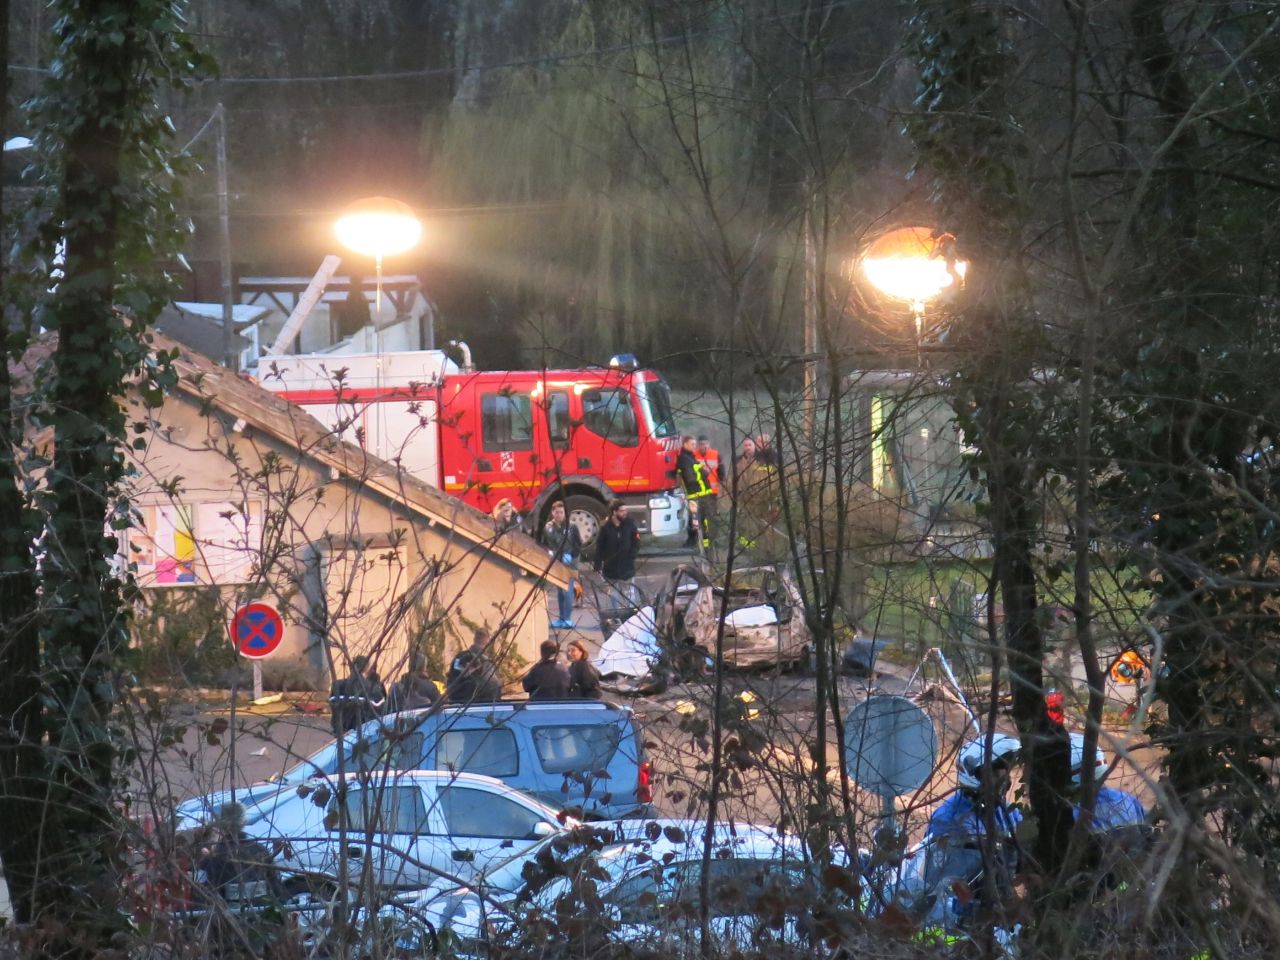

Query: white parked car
[[238, 770, 573, 891], [401, 819, 836, 954]]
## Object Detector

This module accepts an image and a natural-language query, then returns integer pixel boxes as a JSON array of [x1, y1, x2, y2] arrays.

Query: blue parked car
[[177, 700, 654, 827]]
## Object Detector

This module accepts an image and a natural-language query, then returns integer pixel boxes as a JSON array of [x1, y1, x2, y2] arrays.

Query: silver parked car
[[238, 770, 573, 891], [401, 819, 835, 955]]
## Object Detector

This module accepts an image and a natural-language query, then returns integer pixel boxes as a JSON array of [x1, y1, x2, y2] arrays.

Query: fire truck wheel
[[563, 494, 608, 558]]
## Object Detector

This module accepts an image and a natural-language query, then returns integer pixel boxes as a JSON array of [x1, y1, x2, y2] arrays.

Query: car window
[[348, 731, 426, 773], [335, 785, 432, 835], [481, 392, 533, 452], [532, 724, 622, 775], [438, 786, 545, 839], [546, 392, 571, 447], [607, 867, 667, 923], [436, 727, 519, 777], [581, 389, 638, 447]]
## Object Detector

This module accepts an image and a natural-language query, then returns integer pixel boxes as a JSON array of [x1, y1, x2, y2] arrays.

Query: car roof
[[326, 769, 512, 790], [374, 699, 632, 726]]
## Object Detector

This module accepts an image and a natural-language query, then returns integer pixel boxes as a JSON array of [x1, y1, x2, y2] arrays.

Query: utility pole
[[216, 102, 236, 371], [803, 201, 817, 452]]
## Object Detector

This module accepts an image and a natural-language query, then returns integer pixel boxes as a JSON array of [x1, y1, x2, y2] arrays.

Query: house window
[[197, 500, 264, 584], [481, 392, 533, 452]]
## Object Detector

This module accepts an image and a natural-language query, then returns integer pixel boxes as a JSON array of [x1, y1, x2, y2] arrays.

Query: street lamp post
[[334, 196, 423, 313], [860, 226, 967, 345]]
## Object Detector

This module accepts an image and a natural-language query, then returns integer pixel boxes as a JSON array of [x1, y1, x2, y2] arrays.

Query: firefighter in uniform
[[677, 435, 716, 556]]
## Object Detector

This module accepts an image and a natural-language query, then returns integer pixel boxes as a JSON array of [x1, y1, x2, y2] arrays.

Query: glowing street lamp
[[334, 196, 423, 312], [860, 226, 967, 337]]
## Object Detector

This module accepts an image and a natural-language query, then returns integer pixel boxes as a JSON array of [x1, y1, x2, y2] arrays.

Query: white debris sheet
[[722, 605, 779, 629], [596, 606, 660, 677]]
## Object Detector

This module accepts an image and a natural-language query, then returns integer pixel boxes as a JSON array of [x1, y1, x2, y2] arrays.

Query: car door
[[330, 780, 435, 889], [477, 383, 539, 514], [429, 783, 555, 877], [246, 788, 331, 883], [575, 385, 643, 491]]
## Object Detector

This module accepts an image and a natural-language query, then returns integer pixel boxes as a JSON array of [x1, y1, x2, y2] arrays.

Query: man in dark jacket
[[447, 650, 502, 704], [523, 640, 571, 700], [542, 500, 583, 629], [676, 435, 715, 553], [389, 652, 441, 713], [329, 655, 387, 735], [594, 499, 641, 600]]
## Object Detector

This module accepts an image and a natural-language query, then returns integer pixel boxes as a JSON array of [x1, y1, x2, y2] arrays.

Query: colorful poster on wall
[[135, 503, 195, 584]]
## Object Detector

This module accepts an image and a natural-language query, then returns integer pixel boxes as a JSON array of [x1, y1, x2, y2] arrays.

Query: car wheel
[[563, 494, 607, 560]]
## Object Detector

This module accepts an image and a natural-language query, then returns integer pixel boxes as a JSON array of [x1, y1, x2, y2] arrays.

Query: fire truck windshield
[[637, 378, 677, 439]]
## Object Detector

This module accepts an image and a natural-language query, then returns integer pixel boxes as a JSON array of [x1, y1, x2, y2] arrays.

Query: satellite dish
[[844, 695, 937, 797]]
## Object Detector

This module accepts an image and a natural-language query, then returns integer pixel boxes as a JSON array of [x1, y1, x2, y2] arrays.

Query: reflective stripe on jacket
[[698, 449, 724, 495]]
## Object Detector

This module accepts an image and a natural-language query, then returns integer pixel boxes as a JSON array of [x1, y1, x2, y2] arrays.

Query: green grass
[[858, 559, 1153, 672]]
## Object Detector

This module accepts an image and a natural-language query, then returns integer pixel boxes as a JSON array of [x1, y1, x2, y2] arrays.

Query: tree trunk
[[0, 0, 48, 923]]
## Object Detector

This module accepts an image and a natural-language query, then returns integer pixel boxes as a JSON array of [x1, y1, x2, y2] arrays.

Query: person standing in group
[[447, 650, 502, 704], [696, 436, 726, 497], [491, 498, 519, 531], [676, 435, 716, 555], [566, 639, 602, 699], [447, 628, 502, 703], [542, 499, 582, 629], [449, 628, 494, 686], [328, 655, 387, 735], [389, 652, 441, 713], [696, 435, 725, 556], [595, 499, 641, 602], [523, 640, 571, 700]]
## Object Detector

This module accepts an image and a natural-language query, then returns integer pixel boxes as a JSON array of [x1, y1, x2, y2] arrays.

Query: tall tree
[[905, 0, 1074, 876], [1, 1, 205, 947]]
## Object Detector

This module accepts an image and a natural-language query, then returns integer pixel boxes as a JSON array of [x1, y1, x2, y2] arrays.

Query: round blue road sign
[[230, 602, 284, 659]]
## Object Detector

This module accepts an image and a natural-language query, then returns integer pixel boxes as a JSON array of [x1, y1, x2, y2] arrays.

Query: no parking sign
[[229, 602, 284, 659]]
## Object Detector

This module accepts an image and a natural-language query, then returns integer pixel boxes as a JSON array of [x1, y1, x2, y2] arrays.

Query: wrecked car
[[596, 564, 810, 693], [657, 563, 812, 670]]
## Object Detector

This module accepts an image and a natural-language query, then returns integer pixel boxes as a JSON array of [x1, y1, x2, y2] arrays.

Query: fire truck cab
[[258, 349, 686, 551]]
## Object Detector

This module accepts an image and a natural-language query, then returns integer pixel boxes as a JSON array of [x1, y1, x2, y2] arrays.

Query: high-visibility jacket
[[676, 449, 714, 500], [697, 448, 725, 495]]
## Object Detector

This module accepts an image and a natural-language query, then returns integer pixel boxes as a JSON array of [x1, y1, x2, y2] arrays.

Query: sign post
[[230, 602, 284, 700], [844, 695, 938, 839]]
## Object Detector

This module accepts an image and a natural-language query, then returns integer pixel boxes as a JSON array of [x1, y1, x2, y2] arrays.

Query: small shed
[[121, 334, 566, 690]]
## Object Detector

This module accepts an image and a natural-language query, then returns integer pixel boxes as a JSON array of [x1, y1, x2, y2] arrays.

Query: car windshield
[[636, 378, 677, 439], [280, 737, 346, 783]]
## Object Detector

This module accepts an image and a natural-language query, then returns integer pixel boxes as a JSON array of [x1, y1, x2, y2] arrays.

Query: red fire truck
[[258, 345, 687, 549]]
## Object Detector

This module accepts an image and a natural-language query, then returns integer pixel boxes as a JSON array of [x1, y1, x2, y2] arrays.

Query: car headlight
[[649, 496, 671, 509]]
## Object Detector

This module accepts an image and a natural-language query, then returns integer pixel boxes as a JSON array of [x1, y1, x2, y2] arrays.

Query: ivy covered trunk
[[7, 1, 204, 946]]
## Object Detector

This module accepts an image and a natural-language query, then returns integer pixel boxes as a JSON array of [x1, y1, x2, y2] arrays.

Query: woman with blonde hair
[[491, 498, 518, 531]]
